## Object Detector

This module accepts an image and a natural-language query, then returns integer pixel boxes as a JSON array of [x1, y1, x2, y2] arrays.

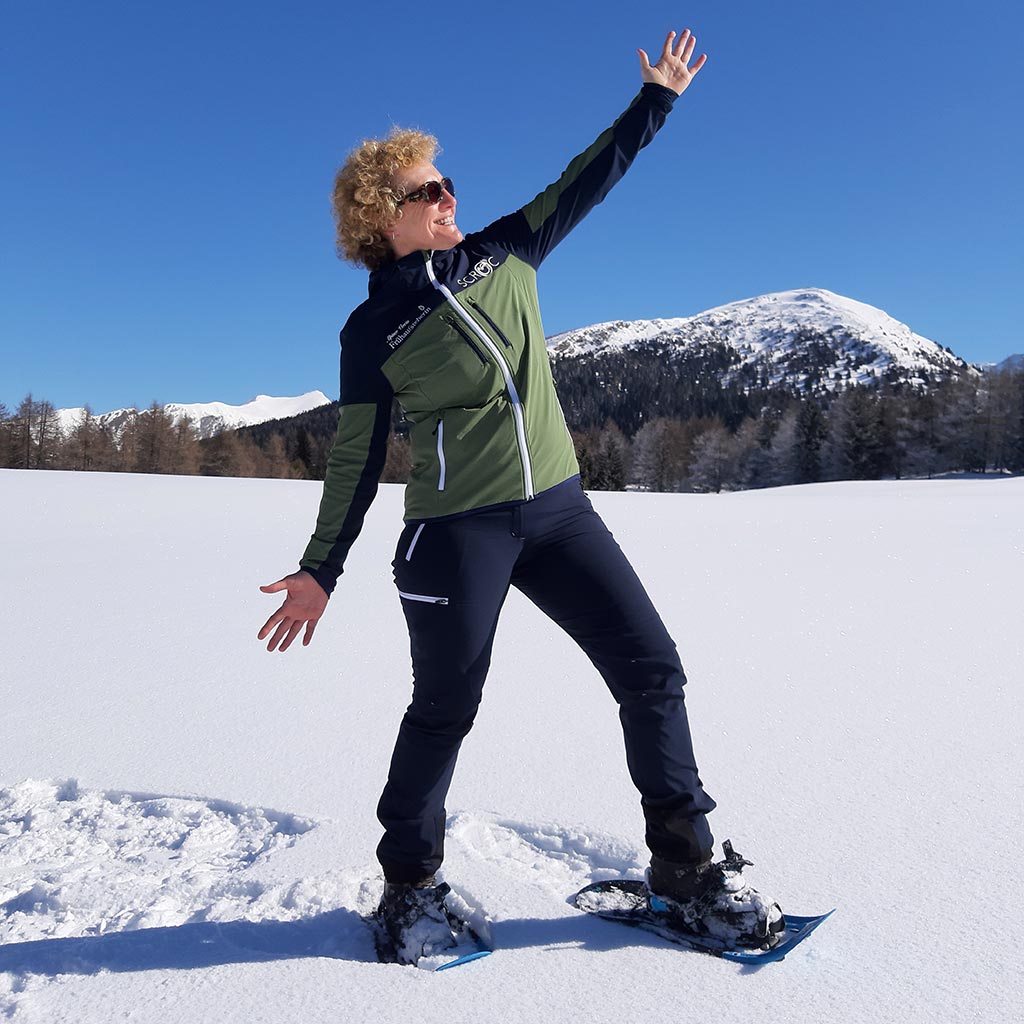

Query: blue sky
[[2, 0, 1021, 413]]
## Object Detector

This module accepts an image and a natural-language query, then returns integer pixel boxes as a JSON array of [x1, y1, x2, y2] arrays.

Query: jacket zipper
[[444, 315, 488, 365], [465, 296, 513, 348], [433, 417, 446, 491], [425, 253, 535, 499], [398, 590, 449, 605]]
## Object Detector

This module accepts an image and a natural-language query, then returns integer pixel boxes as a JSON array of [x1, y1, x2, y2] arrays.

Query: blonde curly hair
[[331, 128, 439, 272]]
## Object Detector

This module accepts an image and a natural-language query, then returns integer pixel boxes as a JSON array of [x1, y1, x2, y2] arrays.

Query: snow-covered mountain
[[56, 391, 331, 440], [994, 353, 1024, 372], [547, 288, 971, 393]]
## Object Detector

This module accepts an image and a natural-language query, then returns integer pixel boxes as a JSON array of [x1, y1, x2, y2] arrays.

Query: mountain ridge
[[55, 391, 332, 440], [53, 288, 1010, 438], [547, 287, 970, 394]]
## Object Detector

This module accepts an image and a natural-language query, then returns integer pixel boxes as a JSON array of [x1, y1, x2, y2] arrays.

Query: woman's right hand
[[638, 28, 707, 96], [258, 570, 329, 652]]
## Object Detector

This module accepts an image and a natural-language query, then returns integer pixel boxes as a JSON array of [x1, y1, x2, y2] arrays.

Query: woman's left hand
[[638, 28, 707, 96]]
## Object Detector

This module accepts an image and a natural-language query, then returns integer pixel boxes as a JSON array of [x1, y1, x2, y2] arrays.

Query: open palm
[[639, 29, 707, 96]]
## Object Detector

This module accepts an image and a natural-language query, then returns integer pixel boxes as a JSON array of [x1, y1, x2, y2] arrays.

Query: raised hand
[[638, 28, 707, 96], [258, 570, 328, 652]]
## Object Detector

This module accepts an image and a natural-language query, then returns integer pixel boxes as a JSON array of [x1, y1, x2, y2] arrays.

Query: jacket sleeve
[[298, 328, 394, 596], [480, 83, 677, 268]]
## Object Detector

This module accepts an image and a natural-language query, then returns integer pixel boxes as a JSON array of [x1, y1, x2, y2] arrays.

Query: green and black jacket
[[300, 83, 677, 595]]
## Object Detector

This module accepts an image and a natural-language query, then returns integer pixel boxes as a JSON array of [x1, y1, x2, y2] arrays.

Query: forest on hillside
[[4, 368, 1022, 492]]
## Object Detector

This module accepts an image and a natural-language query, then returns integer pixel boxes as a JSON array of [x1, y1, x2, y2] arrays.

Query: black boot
[[647, 841, 786, 949], [375, 879, 469, 965]]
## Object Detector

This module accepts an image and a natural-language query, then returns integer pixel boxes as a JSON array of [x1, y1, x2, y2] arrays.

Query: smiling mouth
[[436, 216, 455, 226]]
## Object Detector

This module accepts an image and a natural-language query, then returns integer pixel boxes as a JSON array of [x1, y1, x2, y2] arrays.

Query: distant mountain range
[[54, 289, 1018, 439], [56, 391, 331, 440]]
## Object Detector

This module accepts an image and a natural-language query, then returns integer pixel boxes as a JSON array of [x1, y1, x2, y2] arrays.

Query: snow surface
[[1, 469, 1022, 1023]]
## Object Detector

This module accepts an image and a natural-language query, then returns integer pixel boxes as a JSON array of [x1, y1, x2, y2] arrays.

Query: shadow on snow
[[0, 909, 374, 977]]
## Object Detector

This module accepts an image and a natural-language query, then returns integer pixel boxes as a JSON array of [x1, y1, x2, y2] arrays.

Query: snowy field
[[1, 468, 1022, 1023]]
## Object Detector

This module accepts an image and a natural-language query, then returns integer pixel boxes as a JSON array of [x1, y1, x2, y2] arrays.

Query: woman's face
[[389, 162, 463, 259]]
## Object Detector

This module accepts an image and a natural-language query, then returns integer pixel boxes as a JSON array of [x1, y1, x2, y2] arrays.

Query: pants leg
[[377, 513, 522, 883], [510, 483, 717, 864]]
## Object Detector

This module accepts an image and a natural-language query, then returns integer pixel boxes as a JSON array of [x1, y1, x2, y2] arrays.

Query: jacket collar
[[368, 247, 457, 297]]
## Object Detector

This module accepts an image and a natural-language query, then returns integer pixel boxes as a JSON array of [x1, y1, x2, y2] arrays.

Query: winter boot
[[375, 878, 469, 965], [647, 840, 786, 950]]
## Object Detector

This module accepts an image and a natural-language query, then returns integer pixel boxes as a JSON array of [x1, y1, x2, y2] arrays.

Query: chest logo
[[457, 257, 501, 289]]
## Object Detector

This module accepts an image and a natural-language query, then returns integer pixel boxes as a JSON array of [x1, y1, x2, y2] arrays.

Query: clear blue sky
[[2, 0, 1021, 413]]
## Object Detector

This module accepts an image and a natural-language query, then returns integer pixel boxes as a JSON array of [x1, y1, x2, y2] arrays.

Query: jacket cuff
[[300, 564, 338, 598], [640, 81, 679, 111]]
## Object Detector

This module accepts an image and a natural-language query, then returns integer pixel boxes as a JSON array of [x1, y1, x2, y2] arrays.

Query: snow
[[54, 391, 331, 440], [547, 287, 967, 388], [1, 468, 1022, 1022]]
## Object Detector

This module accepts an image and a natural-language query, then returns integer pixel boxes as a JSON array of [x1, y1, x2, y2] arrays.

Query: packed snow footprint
[[2, 782, 661, 977], [447, 811, 646, 891], [0, 779, 317, 944]]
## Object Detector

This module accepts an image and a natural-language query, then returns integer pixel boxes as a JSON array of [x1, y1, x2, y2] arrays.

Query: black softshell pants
[[377, 476, 716, 884]]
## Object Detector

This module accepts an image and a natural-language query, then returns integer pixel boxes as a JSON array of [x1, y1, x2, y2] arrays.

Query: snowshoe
[[646, 839, 785, 949], [374, 880, 486, 968]]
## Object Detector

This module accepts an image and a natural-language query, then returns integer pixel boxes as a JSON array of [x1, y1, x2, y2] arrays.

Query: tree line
[[0, 395, 410, 483], [3, 368, 1022, 492], [572, 369, 1024, 492]]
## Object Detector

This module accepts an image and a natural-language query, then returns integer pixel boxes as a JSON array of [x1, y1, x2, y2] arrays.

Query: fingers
[[671, 28, 691, 57], [258, 608, 285, 639], [646, 28, 706, 83], [277, 620, 303, 653], [660, 30, 676, 62], [260, 609, 315, 651], [258, 571, 324, 651], [266, 617, 293, 652]]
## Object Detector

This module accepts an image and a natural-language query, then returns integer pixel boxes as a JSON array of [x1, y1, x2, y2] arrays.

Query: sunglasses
[[397, 176, 455, 206]]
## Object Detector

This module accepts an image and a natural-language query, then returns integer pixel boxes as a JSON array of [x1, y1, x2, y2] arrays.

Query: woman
[[259, 28, 783, 964]]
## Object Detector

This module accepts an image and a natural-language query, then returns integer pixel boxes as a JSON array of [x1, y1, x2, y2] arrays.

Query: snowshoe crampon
[[370, 880, 492, 971], [573, 877, 833, 964]]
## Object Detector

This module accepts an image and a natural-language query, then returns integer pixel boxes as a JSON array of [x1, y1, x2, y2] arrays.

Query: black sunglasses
[[397, 176, 455, 206]]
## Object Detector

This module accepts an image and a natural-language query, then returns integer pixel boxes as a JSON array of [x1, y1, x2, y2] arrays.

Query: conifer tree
[[936, 377, 986, 473], [825, 388, 887, 480], [766, 407, 801, 487], [590, 420, 629, 490], [794, 400, 827, 483], [0, 402, 13, 468], [572, 429, 598, 489], [733, 417, 769, 489], [1011, 371, 1024, 473], [984, 368, 1023, 472], [382, 432, 411, 483]]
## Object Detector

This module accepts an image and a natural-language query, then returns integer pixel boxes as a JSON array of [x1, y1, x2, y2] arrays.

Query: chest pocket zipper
[[465, 296, 514, 348], [444, 315, 488, 365]]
